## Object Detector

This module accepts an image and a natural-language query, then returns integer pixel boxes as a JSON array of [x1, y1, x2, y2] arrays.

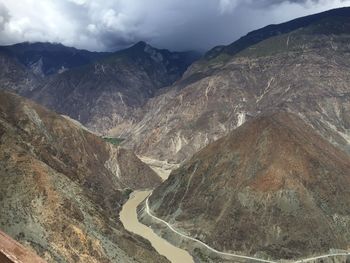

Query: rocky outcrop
[[0, 90, 165, 263], [0, 230, 46, 263], [149, 112, 350, 260]]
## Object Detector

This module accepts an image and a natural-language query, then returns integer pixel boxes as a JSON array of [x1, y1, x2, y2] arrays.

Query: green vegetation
[[122, 188, 133, 199], [102, 137, 125, 146]]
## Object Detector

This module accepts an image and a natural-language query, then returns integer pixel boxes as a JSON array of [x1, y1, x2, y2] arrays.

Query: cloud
[[219, 0, 239, 14], [0, 3, 10, 30], [0, 0, 349, 51]]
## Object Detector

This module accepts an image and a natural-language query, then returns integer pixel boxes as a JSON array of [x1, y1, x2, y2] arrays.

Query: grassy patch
[[102, 137, 125, 146]]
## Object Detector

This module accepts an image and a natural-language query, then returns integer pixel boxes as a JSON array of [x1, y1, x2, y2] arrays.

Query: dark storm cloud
[[0, 0, 349, 51]]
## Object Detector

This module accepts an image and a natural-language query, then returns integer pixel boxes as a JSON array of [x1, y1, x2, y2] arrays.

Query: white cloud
[[219, 0, 238, 14], [0, 0, 349, 51]]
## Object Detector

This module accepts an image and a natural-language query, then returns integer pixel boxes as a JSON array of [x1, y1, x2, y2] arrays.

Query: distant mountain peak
[[133, 40, 148, 48], [205, 6, 350, 59]]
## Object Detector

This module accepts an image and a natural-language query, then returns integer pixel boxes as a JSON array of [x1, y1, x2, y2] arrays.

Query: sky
[[0, 0, 349, 52]]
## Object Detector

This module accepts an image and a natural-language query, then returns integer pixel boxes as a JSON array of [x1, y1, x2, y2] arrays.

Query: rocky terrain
[[0, 230, 47, 263], [0, 42, 110, 76], [123, 7, 350, 163], [0, 50, 42, 94], [30, 42, 199, 134], [0, 90, 166, 262], [0, 6, 350, 262], [0, 41, 199, 135], [149, 112, 350, 260]]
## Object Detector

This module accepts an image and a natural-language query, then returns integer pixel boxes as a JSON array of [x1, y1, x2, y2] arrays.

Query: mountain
[[205, 7, 350, 59], [149, 112, 350, 260], [123, 7, 350, 163], [0, 90, 166, 262], [24, 41, 199, 134], [0, 42, 110, 76], [0, 50, 42, 94]]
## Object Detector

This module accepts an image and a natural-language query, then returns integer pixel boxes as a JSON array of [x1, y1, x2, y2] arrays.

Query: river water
[[119, 191, 194, 263]]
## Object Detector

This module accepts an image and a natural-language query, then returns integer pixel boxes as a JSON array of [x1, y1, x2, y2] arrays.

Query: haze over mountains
[[0, 6, 350, 263]]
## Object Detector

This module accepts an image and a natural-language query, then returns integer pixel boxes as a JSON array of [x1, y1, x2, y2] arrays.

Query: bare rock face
[[149, 112, 350, 260], [0, 90, 165, 263], [124, 7, 350, 163]]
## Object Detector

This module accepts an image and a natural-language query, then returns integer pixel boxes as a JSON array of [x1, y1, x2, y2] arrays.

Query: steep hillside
[[149, 112, 350, 259], [0, 42, 109, 76], [204, 7, 350, 59], [0, 50, 42, 94], [124, 7, 350, 163], [0, 90, 165, 262], [29, 41, 199, 134]]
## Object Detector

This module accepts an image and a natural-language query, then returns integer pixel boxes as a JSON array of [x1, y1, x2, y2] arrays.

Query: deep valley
[[0, 5, 350, 263]]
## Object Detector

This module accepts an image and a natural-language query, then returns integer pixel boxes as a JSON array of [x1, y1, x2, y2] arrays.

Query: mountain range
[[0, 41, 200, 134], [0, 6, 350, 263], [121, 7, 350, 163]]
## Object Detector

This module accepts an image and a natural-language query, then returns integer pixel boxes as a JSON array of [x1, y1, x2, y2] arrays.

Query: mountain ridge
[[0, 90, 166, 262], [121, 7, 350, 163], [149, 112, 350, 259], [204, 6, 350, 60]]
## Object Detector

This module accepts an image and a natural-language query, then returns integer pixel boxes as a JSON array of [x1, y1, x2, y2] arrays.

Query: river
[[119, 190, 194, 263]]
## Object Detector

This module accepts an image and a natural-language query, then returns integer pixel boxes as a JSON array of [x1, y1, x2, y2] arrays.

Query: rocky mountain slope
[[205, 7, 350, 59], [124, 7, 350, 163], [0, 41, 199, 135], [149, 112, 350, 260], [0, 50, 42, 94], [31, 42, 199, 134], [0, 90, 166, 262], [0, 42, 110, 76]]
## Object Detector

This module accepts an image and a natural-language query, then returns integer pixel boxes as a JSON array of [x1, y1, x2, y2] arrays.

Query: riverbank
[[119, 191, 194, 263]]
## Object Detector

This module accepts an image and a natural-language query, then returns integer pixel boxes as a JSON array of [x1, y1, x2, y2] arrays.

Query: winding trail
[[121, 189, 349, 263], [145, 193, 350, 263], [294, 252, 350, 263], [145, 193, 276, 263]]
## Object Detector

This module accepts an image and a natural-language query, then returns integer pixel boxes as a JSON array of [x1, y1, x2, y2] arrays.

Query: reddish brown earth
[[0, 90, 166, 263], [149, 112, 350, 260], [0, 230, 46, 263]]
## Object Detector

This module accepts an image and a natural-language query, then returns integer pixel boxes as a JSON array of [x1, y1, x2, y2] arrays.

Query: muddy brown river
[[120, 190, 194, 263]]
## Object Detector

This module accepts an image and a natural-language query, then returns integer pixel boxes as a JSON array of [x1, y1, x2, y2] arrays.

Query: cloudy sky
[[0, 0, 349, 52]]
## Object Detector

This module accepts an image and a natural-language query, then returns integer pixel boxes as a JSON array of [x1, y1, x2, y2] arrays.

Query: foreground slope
[[0, 90, 165, 262], [125, 7, 350, 163], [149, 112, 350, 259], [0, 230, 46, 263]]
